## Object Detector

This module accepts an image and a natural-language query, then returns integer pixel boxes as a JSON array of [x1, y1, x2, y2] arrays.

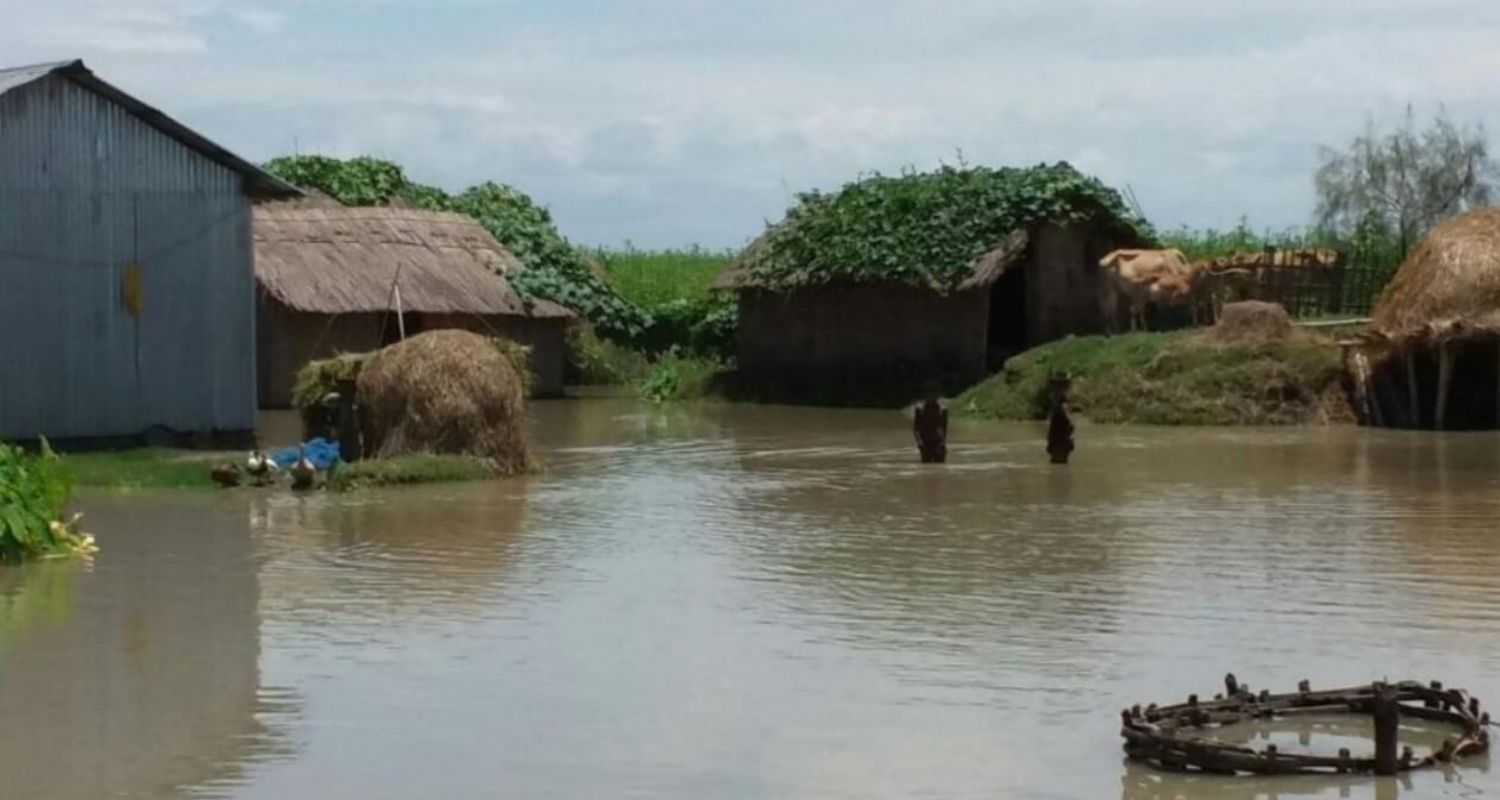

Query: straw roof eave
[[254, 204, 574, 320]]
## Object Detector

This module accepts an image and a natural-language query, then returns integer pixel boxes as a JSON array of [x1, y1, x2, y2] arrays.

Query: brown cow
[[1099, 249, 1198, 332]]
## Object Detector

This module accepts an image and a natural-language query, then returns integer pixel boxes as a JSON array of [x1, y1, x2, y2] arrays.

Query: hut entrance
[[987, 266, 1028, 369]]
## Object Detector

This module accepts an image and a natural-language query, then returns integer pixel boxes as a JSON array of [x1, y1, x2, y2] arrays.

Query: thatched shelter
[[714, 164, 1152, 406], [1348, 209, 1500, 430], [254, 202, 573, 407], [357, 330, 531, 474]]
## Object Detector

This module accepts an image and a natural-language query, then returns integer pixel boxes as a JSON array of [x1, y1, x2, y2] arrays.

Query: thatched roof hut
[[713, 163, 1153, 406], [1349, 209, 1500, 430], [254, 203, 574, 407]]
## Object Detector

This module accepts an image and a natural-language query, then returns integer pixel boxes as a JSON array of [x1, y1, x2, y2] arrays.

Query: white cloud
[[3, 1, 1499, 246], [230, 8, 286, 34]]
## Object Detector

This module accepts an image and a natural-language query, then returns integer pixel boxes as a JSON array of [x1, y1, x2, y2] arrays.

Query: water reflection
[[0, 495, 299, 800]]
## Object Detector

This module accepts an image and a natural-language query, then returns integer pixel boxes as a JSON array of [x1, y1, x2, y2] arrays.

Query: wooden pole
[[394, 282, 406, 341], [1406, 350, 1421, 428], [1436, 341, 1454, 431], [1374, 684, 1400, 776], [1495, 338, 1500, 428]]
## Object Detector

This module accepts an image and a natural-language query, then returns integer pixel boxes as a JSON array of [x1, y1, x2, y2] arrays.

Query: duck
[[210, 463, 242, 488], [290, 446, 317, 491], [246, 450, 278, 486]]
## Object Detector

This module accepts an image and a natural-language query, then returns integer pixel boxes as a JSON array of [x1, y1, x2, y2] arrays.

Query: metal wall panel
[[0, 74, 255, 440]]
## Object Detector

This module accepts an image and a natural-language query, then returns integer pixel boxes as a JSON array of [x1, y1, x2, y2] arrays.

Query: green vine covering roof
[[736, 162, 1156, 291]]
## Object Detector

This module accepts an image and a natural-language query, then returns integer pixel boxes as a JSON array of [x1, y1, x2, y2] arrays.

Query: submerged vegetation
[[638, 351, 728, 403], [326, 455, 500, 491], [958, 330, 1349, 426], [0, 443, 94, 562]]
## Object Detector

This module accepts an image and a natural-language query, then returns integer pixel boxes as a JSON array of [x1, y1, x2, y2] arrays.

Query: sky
[[5, 0, 1500, 249]]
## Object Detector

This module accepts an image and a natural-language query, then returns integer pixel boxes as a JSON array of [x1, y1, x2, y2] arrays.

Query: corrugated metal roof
[[0, 59, 299, 197]]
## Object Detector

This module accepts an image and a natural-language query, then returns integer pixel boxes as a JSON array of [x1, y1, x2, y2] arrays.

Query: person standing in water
[[913, 382, 949, 464], [1046, 373, 1074, 464]]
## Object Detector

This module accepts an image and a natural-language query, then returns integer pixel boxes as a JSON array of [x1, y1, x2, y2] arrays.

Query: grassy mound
[[957, 330, 1351, 426], [357, 330, 532, 474]]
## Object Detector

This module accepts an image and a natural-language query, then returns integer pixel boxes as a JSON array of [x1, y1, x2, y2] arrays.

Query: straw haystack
[[1205, 301, 1294, 344], [1352, 209, 1500, 429], [357, 330, 531, 474]]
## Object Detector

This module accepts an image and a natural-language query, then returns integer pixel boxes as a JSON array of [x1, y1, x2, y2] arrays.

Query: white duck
[[246, 450, 278, 486]]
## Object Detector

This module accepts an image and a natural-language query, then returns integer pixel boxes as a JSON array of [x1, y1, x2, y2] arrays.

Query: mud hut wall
[[1024, 222, 1122, 343], [735, 286, 989, 403], [256, 299, 385, 408], [421, 313, 567, 397]]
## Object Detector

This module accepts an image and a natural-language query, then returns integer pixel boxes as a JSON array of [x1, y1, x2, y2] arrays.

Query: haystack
[[357, 330, 531, 473], [1205, 301, 1293, 343], [1353, 209, 1500, 430]]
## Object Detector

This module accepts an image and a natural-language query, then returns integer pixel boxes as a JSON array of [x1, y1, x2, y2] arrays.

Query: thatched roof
[[713, 228, 1032, 291], [1370, 209, 1500, 344], [254, 204, 573, 319]]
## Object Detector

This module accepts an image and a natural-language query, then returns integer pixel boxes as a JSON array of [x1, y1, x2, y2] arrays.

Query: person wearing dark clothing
[[1046, 374, 1074, 464], [914, 391, 949, 464]]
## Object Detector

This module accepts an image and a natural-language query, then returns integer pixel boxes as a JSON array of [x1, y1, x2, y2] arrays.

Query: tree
[[1315, 107, 1497, 257]]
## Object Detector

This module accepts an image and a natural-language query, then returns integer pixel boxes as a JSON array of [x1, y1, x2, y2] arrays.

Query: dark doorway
[[987, 266, 1028, 370], [380, 311, 423, 347]]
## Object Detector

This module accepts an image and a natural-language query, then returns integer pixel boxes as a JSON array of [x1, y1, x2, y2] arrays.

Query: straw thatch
[[254, 203, 572, 319], [1370, 208, 1500, 344], [356, 330, 531, 474], [712, 228, 1031, 291]]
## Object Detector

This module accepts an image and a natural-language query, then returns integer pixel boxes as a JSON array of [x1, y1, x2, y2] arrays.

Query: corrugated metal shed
[[0, 59, 294, 441]]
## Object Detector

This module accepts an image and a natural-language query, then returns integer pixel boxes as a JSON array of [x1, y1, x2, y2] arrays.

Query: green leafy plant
[[745, 162, 1155, 290], [0, 441, 93, 562]]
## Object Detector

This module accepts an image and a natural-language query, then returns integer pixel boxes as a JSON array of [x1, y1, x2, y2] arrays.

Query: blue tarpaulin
[[270, 438, 341, 470]]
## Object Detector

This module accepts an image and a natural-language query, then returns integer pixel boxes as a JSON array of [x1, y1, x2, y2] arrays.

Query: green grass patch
[[957, 331, 1350, 426], [65, 449, 223, 491], [327, 455, 498, 491], [596, 246, 732, 309]]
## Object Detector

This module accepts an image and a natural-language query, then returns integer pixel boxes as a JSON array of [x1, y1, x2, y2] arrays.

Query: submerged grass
[[958, 330, 1351, 426], [327, 454, 500, 491], [637, 351, 728, 403]]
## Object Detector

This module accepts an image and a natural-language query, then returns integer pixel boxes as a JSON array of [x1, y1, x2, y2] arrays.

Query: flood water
[[4, 400, 1500, 799]]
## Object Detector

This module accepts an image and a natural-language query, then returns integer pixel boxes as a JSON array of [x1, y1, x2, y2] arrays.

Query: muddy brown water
[[3, 400, 1500, 799]]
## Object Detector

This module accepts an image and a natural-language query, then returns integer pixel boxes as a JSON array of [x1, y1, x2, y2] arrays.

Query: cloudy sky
[[6, 1, 1499, 248]]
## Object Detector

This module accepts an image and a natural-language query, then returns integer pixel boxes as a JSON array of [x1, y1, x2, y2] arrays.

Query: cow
[[1098, 248, 1199, 332]]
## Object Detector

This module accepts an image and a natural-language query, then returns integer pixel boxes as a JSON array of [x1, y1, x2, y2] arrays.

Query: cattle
[[1098, 248, 1199, 332]]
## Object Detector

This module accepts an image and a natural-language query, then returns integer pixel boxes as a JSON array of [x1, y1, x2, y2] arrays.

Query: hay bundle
[[357, 330, 531, 473], [1372, 208, 1500, 342], [1206, 301, 1294, 343]]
